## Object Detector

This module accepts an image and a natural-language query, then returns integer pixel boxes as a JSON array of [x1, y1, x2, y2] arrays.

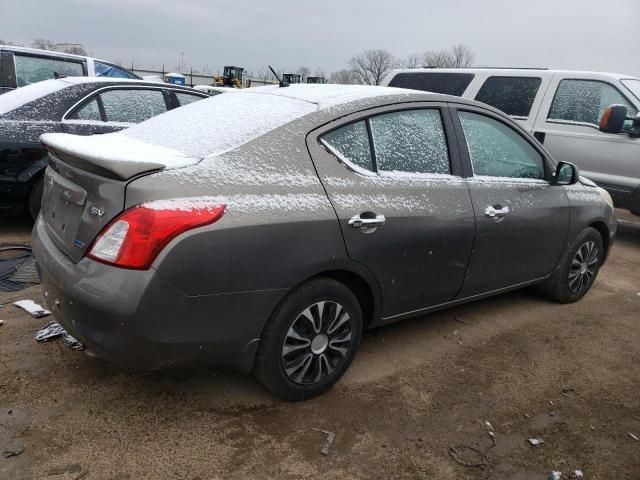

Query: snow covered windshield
[[0, 79, 68, 115], [621, 79, 640, 102], [120, 91, 318, 159]]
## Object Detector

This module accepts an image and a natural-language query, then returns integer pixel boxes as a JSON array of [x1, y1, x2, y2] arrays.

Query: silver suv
[[384, 68, 640, 215]]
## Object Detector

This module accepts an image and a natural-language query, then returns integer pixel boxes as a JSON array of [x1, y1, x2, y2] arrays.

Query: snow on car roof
[[0, 79, 70, 115], [39, 85, 423, 171]]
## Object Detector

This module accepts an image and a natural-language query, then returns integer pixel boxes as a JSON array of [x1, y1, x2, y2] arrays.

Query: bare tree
[[32, 38, 54, 50], [403, 53, 422, 69], [348, 49, 396, 86], [422, 44, 474, 68], [63, 45, 87, 56], [329, 69, 355, 85], [297, 66, 311, 79], [314, 69, 326, 79]]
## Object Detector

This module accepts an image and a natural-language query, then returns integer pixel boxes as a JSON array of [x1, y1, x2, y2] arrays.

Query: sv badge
[[90, 206, 105, 217]]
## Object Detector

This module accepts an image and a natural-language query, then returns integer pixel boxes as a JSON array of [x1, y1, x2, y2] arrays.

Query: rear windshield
[[0, 78, 67, 114], [121, 91, 317, 158], [475, 76, 542, 117], [388, 72, 474, 96]]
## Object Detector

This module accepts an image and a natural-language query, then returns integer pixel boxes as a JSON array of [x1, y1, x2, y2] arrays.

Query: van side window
[[475, 76, 542, 117], [548, 79, 637, 127], [459, 111, 545, 180], [370, 109, 450, 174], [14, 54, 84, 87], [388, 72, 474, 96]]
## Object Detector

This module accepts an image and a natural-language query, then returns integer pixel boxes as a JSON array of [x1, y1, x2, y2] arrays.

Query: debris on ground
[[629, 432, 639, 441], [484, 421, 494, 431], [455, 317, 469, 325], [46, 463, 82, 476], [572, 470, 584, 478], [311, 428, 335, 455], [2, 440, 25, 458], [549, 400, 554, 406], [548, 471, 562, 480], [561, 388, 576, 397], [0, 246, 39, 293], [449, 430, 496, 477], [528, 438, 544, 446], [14, 299, 50, 318], [35, 321, 84, 350], [0, 319, 5, 326]]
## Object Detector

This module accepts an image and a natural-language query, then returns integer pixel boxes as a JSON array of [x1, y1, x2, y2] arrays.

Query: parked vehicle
[[1, 45, 140, 94], [383, 68, 640, 215], [0, 77, 208, 218], [32, 85, 616, 400]]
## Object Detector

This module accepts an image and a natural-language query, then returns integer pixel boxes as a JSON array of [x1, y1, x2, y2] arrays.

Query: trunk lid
[[39, 133, 186, 263]]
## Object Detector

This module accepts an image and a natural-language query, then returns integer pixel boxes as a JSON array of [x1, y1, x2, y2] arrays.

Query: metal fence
[[130, 67, 276, 88]]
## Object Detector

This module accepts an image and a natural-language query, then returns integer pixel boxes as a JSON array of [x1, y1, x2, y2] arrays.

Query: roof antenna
[[268, 65, 289, 88]]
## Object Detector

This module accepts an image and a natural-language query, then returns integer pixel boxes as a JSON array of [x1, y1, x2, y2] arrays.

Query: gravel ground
[[0, 211, 639, 480]]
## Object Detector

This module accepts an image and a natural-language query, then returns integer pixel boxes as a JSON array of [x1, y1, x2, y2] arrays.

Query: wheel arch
[[588, 220, 611, 259]]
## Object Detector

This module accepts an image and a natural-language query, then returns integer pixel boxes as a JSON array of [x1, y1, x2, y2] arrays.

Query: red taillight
[[87, 201, 225, 269]]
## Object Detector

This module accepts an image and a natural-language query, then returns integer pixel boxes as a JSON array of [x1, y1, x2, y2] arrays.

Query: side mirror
[[553, 161, 579, 186], [599, 104, 628, 133]]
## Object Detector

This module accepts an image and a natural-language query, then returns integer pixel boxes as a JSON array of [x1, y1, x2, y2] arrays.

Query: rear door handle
[[484, 205, 510, 219], [348, 213, 386, 229]]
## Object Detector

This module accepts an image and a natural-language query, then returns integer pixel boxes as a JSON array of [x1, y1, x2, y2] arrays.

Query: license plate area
[[42, 169, 87, 250]]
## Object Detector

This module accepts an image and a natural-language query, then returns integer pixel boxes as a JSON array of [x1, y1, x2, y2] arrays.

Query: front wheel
[[539, 226, 604, 303], [254, 277, 363, 401]]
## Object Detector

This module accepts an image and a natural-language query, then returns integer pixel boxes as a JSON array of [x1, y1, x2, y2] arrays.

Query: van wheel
[[539, 227, 604, 303], [28, 177, 44, 220], [254, 277, 363, 401]]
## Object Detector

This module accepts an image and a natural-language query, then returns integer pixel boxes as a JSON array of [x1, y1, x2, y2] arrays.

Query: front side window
[[548, 79, 637, 126], [94, 62, 138, 79], [388, 72, 474, 96], [68, 98, 102, 121], [175, 92, 206, 106], [370, 109, 450, 174], [459, 111, 545, 179], [14, 54, 84, 87], [100, 89, 167, 123], [621, 79, 640, 102], [475, 76, 542, 117], [322, 120, 374, 172]]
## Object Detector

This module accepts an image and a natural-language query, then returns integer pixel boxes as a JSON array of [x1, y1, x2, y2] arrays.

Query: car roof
[[0, 44, 121, 67], [387, 67, 638, 80]]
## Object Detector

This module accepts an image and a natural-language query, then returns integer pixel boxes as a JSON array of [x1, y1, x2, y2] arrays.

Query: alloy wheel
[[281, 301, 353, 385], [568, 240, 599, 294]]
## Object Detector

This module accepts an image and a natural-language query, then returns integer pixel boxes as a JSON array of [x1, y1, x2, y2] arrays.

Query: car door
[[450, 104, 570, 298], [307, 103, 475, 319], [532, 75, 640, 208], [61, 87, 170, 135]]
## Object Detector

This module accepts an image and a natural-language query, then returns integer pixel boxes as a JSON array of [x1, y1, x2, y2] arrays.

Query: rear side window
[[322, 121, 374, 172], [459, 111, 544, 179], [370, 109, 450, 174], [548, 79, 637, 126], [475, 76, 542, 117], [175, 92, 206, 106], [69, 98, 102, 121], [14, 54, 84, 87], [388, 72, 474, 96], [100, 89, 167, 123]]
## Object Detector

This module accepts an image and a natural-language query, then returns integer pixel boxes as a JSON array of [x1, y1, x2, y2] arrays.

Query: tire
[[539, 226, 604, 303], [254, 277, 363, 401], [28, 177, 44, 220]]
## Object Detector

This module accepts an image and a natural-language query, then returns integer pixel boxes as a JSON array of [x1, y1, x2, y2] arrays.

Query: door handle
[[484, 205, 510, 219], [348, 213, 386, 229]]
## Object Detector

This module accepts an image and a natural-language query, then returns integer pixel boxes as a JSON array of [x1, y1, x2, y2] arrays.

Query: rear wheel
[[254, 277, 363, 401], [539, 227, 604, 303], [28, 177, 44, 220]]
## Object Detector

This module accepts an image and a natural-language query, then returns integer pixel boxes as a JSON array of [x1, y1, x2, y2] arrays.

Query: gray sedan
[[33, 85, 617, 400]]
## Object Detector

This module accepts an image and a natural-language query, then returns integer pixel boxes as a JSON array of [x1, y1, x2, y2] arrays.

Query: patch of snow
[[13, 300, 51, 318], [0, 79, 68, 114], [572, 470, 584, 478], [549, 471, 562, 480], [528, 438, 544, 446]]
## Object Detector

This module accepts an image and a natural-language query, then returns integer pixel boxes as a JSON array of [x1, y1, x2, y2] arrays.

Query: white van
[[383, 68, 640, 215]]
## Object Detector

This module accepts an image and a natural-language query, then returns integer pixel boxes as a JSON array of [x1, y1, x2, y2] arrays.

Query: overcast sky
[[2, 0, 639, 77]]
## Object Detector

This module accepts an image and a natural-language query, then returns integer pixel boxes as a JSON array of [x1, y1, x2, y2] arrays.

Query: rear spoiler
[[40, 133, 194, 181]]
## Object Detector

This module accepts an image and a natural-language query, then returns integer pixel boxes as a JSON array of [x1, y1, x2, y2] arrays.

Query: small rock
[[549, 400, 555, 406], [629, 432, 639, 441], [7, 409, 12, 415], [0, 320, 5, 326], [549, 410, 557, 417], [528, 438, 544, 446], [524, 413, 532, 419], [2, 440, 25, 458], [549, 472, 562, 480]]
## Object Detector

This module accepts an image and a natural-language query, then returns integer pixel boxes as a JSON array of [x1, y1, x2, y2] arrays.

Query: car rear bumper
[[32, 217, 285, 373]]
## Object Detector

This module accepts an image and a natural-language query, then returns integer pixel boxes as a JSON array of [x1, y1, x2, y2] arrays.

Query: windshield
[[622, 79, 640, 102]]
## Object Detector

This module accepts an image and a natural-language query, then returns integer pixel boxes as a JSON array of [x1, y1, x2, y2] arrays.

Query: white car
[[383, 68, 640, 215]]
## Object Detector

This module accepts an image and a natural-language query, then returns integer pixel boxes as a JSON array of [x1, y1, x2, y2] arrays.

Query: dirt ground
[[1, 211, 639, 480]]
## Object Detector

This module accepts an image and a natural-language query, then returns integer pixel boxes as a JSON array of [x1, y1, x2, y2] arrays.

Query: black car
[[0, 77, 209, 217]]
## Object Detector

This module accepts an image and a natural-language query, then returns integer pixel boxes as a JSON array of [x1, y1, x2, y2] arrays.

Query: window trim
[[474, 75, 543, 119], [546, 78, 637, 128], [451, 104, 553, 182], [319, 105, 456, 177], [63, 85, 171, 123]]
